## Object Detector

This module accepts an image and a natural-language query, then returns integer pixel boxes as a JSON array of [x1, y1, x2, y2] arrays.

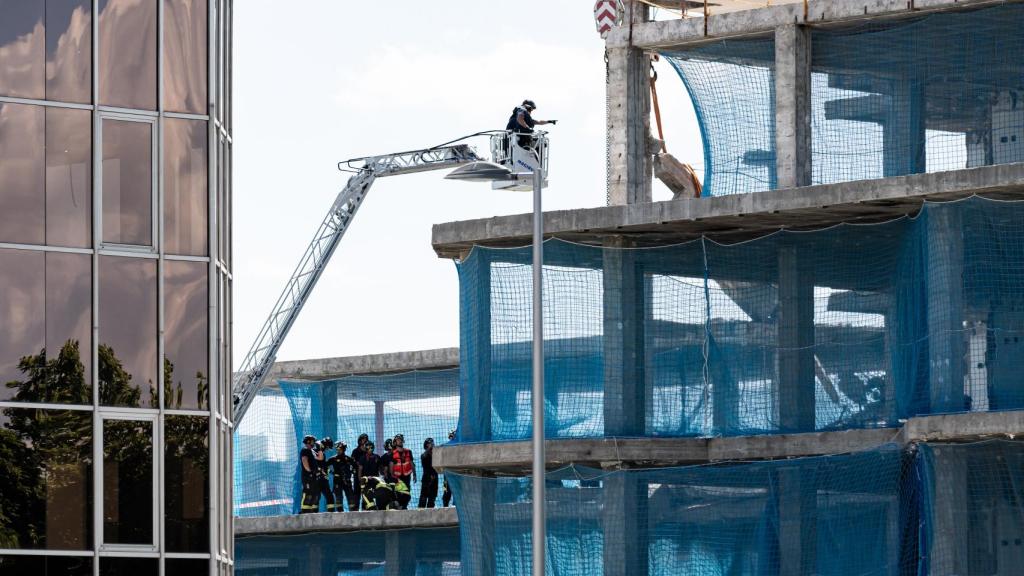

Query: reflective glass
[[0, 1, 44, 98], [99, 256, 157, 408], [166, 559, 208, 576], [99, 557, 157, 576], [46, 107, 92, 247], [102, 119, 153, 246], [0, 102, 45, 245], [164, 0, 207, 114], [165, 415, 209, 552], [0, 249, 45, 399], [165, 261, 208, 410], [46, 0, 92, 103], [165, 119, 208, 256], [44, 253, 92, 403], [102, 418, 153, 545], [0, 556, 92, 575], [98, 0, 157, 110], [0, 409, 92, 550]]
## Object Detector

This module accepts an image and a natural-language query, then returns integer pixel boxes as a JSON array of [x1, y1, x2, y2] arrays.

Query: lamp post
[[446, 162, 546, 576]]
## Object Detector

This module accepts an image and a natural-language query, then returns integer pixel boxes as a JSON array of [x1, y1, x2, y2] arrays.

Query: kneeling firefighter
[[361, 476, 399, 511]]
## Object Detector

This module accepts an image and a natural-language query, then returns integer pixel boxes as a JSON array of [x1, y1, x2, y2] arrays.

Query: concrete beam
[[433, 410, 1024, 474], [266, 348, 459, 381], [431, 163, 1024, 259], [234, 507, 458, 536], [605, 0, 1020, 50]]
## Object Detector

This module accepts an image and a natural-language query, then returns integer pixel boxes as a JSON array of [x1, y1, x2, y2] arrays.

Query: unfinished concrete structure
[[233, 349, 462, 575], [431, 0, 1024, 574]]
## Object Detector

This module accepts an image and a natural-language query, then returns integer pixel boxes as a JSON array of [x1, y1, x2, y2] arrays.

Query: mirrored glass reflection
[[102, 119, 153, 246], [98, 0, 157, 110], [165, 119, 208, 256], [0, 249, 45, 399], [46, 107, 92, 247], [46, 0, 92, 103], [99, 557, 158, 576], [164, 0, 207, 114], [0, 102, 45, 245], [165, 415, 209, 553], [45, 252, 92, 403], [0, 1, 44, 98], [0, 556, 92, 576], [102, 418, 153, 545], [0, 409, 92, 550], [99, 256, 157, 408], [165, 261, 208, 410], [0, 251, 91, 405]]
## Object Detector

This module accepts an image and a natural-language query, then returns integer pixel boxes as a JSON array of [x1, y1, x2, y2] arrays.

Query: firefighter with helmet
[[506, 99, 557, 147]]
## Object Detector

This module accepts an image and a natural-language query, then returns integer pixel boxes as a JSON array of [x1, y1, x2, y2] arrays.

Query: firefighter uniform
[[327, 448, 358, 512]]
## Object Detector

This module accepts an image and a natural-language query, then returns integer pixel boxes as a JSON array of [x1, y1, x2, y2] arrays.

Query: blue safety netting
[[917, 440, 1024, 575], [662, 4, 1024, 195], [455, 196, 1024, 443], [233, 368, 459, 516], [235, 527, 461, 575], [451, 440, 1024, 576], [450, 444, 918, 576], [664, 38, 776, 197]]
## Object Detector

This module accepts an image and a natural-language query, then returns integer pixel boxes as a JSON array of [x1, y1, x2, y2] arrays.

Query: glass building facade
[[0, 1, 233, 575]]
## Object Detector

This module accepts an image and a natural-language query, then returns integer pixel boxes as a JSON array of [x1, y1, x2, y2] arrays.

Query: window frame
[[97, 112, 159, 253], [97, 410, 160, 554]]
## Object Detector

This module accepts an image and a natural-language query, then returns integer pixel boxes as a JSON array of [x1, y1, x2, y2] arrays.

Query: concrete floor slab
[[235, 507, 458, 536], [431, 163, 1024, 259]]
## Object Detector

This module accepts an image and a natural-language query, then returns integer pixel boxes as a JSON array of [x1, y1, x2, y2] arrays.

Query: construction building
[[0, 1, 234, 575], [232, 0, 1024, 574]]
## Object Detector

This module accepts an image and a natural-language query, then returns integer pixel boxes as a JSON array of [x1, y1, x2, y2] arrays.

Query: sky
[[233, 1, 703, 365]]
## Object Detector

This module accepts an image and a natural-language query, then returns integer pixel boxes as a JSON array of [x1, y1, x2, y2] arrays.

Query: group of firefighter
[[299, 430, 454, 513]]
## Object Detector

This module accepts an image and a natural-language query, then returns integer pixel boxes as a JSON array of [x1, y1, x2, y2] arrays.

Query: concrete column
[[461, 250, 492, 441], [929, 446, 969, 574], [774, 24, 812, 189], [462, 478, 497, 576], [321, 381, 338, 439], [385, 531, 417, 576], [606, 3, 653, 205], [602, 473, 649, 576], [776, 467, 817, 576], [927, 206, 965, 413], [883, 81, 925, 177], [374, 400, 386, 453], [777, 245, 815, 432], [603, 237, 647, 436]]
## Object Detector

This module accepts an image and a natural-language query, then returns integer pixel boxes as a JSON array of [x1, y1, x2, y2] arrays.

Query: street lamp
[[446, 161, 546, 576]]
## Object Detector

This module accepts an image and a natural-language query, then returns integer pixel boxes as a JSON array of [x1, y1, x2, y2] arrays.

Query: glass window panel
[[44, 253, 92, 404], [0, 1, 44, 99], [165, 261, 208, 410], [46, 0, 92, 103], [0, 102, 45, 245], [99, 557, 157, 576], [0, 556, 92, 575], [165, 119, 208, 256], [1, 251, 91, 405], [98, 0, 156, 110], [164, 0, 207, 114], [165, 415, 209, 552], [46, 107, 92, 247], [166, 558, 208, 576], [99, 256, 157, 408], [102, 418, 153, 545], [0, 249, 45, 400], [0, 409, 92, 550], [102, 119, 153, 246]]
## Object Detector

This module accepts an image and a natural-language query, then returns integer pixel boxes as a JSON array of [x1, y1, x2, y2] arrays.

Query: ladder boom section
[[232, 144, 481, 423]]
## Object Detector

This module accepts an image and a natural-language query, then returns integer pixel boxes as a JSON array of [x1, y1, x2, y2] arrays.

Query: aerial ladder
[[231, 132, 549, 423]]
